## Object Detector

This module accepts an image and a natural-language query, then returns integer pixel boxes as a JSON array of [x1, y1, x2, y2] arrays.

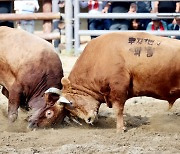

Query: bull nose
[[85, 111, 98, 125], [85, 116, 95, 125], [28, 120, 38, 129], [87, 117, 92, 123]]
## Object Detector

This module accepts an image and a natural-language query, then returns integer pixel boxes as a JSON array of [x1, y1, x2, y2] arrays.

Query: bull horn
[[57, 96, 71, 104], [44, 87, 61, 95]]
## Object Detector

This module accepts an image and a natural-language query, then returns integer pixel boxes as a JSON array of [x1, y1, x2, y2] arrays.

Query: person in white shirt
[[14, 0, 39, 33]]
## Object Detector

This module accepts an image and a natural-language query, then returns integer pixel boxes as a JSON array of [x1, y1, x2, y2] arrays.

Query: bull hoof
[[116, 126, 127, 133], [8, 113, 18, 122]]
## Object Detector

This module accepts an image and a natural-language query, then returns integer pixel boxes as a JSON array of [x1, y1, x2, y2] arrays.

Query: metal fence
[[0, 0, 64, 40], [1, 0, 180, 55], [65, 0, 180, 55]]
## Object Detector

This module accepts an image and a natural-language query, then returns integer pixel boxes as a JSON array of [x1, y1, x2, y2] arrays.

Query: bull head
[[61, 77, 100, 125], [28, 87, 71, 128]]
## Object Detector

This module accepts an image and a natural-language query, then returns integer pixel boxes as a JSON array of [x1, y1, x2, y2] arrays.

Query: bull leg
[[112, 101, 126, 133], [168, 101, 174, 110], [109, 71, 130, 133], [110, 86, 129, 133], [167, 98, 176, 110], [8, 83, 23, 122], [2, 86, 9, 98]]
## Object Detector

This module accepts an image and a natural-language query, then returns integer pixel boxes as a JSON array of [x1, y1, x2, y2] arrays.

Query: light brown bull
[[47, 32, 180, 132]]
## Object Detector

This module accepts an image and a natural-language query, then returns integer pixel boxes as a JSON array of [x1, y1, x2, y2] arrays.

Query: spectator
[[59, 0, 65, 8], [80, 0, 111, 39], [52, 0, 65, 52], [0, 1, 14, 27], [146, 18, 167, 32], [129, 3, 137, 13], [109, 1, 135, 30], [128, 3, 143, 30], [102, 2, 112, 31], [14, 0, 39, 33], [129, 19, 143, 30], [136, 1, 152, 30], [152, 1, 180, 24], [168, 17, 180, 40]]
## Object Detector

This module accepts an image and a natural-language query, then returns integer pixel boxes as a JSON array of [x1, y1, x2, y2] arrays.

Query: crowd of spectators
[[0, 0, 39, 33], [80, 1, 180, 40], [0, 0, 180, 52], [56, 0, 180, 41], [80, 1, 111, 39]]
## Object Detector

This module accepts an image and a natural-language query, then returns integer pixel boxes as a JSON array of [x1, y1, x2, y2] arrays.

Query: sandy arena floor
[[1, 55, 180, 154]]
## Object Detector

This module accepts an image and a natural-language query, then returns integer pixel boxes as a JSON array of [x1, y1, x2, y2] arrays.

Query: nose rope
[[72, 118, 82, 126]]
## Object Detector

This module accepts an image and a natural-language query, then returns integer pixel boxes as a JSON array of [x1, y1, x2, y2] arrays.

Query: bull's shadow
[[92, 113, 149, 131], [60, 113, 149, 131]]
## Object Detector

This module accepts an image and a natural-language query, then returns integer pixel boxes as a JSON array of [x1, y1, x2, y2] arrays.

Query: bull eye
[[45, 110, 54, 119]]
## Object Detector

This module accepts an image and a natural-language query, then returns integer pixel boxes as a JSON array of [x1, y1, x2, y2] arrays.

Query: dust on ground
[[1, 55, 180, 154]]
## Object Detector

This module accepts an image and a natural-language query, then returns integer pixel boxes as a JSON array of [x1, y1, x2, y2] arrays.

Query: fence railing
[[0, 0, 64, 40], [0, 12, 61, 21], [1, 0, 180, 55], [72, 0, 180, 55]]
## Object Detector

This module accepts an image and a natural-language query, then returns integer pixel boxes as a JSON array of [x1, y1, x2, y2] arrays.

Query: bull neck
[[70, 83, 103, 101]]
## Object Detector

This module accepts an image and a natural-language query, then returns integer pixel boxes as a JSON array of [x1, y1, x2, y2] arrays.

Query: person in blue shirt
[[80, 0, 111, 39], [109, 2, 135, 30], [168, 17, 180, 40], [136, 1, 152, 30]]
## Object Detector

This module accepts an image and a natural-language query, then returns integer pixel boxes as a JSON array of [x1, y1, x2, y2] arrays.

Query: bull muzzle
[[85, 110, 98, 125], [28, 120, 38, 129]]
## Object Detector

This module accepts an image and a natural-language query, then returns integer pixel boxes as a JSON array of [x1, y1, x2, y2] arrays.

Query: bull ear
[[61, 77, 71, 89], [44, 87, 61, 106]]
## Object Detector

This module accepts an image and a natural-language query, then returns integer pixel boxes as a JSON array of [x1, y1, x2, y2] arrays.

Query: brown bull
[[47, 32, 180, 132], [0, 26, 69, 128]]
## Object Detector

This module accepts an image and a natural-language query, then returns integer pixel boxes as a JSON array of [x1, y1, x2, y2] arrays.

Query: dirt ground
[[1, 55, 180, 154]]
